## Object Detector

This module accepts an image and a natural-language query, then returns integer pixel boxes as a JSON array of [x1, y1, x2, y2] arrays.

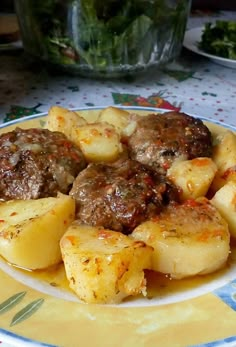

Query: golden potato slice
[[131, 198, 230, 279], [98, 106, 129, 130], [212, 130, 236, 169], [211, 130, 236, 192], [60, 224, 153, 304], [72, 123, 123, 162], [0, 194, 75, 270], [97, 106, 136, 137], [211, 180, 236, 238], [167, 157, 217, 201], [46, 105, 87, 139], [210, 169, 236, 196]]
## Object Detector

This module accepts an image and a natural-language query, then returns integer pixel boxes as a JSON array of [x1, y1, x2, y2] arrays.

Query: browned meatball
[[69, 159, 179, 234], [126, 112, 212, 174], [0, 127, 86, 200]]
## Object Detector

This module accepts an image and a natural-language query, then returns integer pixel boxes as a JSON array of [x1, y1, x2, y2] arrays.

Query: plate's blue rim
[[189, 335, 236, 347], [0, 328, 58, 347], [0, 105, 236, 347], [0, 105, 236, 132]]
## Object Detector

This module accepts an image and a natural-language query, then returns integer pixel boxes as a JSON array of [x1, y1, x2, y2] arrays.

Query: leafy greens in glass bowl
[[15, 0, 191, 78]]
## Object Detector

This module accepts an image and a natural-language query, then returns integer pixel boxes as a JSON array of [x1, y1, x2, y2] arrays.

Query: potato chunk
[[211, 130, 236, 192], [46, 105, 87, 139], [167, 157, 217, 201], [131, 198, 230, 279], [97, 106, 136, 137], [60, 224, 153, 304], [72, 123, 123, 162], [211, 181, 236, 238], [212, 130, 236, 169], [0, 194, 75, 270]]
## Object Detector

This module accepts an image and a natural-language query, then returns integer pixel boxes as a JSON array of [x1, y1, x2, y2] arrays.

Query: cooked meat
[[69, 159, 179, 234], [126, 112, 212, 174], [0, 127, 86, 200]]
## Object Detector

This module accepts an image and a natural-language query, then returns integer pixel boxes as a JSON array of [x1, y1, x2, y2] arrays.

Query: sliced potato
[[167, 157, 217, 201], [211, 130, 236, 192], [131, 198, 230, 279], [211, 180, 236, 238], [46, 105, 87, 139], [0, 193, 75, 270], [97, 106, 136, 137], [210, 168, 236, 195], [72, 123, 123, 162], [60, 223, 153, 304], [212, 130, 236, 169]]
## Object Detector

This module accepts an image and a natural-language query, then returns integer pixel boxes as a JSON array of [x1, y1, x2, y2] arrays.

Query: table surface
[[0, 10, 236, 128], [0, 8, 236, 347]]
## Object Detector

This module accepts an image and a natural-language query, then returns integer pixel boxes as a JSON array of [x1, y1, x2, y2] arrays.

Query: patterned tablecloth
[[0, 10, 235, 128], [0, 8, 235, 347]]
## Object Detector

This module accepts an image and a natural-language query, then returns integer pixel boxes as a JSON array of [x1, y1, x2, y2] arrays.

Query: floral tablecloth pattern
[[0, 8, 236, 347], [0, 10, 235, 128]]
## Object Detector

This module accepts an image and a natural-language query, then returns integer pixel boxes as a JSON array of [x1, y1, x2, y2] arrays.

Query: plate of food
[[183, 21, 236, 69], [0, 105, 236, 347]]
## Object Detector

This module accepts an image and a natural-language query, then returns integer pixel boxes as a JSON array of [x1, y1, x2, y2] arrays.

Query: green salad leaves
[[199, 20, 236, 60], [15, 0, 190, 76]]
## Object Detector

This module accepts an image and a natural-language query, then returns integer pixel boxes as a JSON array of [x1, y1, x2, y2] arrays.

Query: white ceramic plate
[[183, 27, 236, 69], [0, 106, 236, 347]]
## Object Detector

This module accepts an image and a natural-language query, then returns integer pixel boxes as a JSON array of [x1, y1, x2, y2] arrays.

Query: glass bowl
[[15, 0, 191, 78]]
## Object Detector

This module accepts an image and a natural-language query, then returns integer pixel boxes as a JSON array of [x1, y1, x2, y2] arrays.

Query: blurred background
[[0, 0, 236, 12]]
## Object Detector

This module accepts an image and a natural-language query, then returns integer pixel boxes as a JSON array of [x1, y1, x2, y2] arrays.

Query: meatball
[[69, 159, 179, 234], [126, 112, 212, 174], [0, 127, 86, 200]]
